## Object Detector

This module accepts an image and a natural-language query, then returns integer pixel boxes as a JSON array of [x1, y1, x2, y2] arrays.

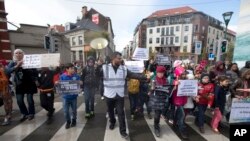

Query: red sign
[[92, 14, 99, 24]]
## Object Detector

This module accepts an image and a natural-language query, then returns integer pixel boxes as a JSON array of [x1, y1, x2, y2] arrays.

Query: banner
[[195, 41, 202, 55], [132, 47, 149, 61], [177, 80, 198, 96], [156, 55, 171, 65], [229, 98, 250, 123], [23, 53, 60, 69], [56, 80, 82, 94], [125, 61, 144, 73]]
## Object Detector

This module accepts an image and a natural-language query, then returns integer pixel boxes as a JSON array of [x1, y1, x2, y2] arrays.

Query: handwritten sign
[[156, 55, 171, 65], [125, 61, 144, 73], [229, 98, 250, 123], [23, 53, 60, 69], [177, 80, 198, 96], [56, 80, 81, 94], [132, 47, 149, 61]]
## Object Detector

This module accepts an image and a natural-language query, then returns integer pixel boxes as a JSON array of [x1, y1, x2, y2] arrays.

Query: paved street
[[0, 94, 229, 141]]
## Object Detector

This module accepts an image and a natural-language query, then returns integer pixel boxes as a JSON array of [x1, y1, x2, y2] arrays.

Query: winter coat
[[197, 83, 214, 105]]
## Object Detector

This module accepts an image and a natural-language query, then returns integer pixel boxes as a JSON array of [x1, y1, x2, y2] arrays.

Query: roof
[[147, 6, 197, 18], [51, 25, 65, 33], [64, 19, 104, 34], [227, 29, 236, 36]]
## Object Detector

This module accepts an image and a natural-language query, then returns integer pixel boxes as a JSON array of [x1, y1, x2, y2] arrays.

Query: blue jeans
[[196, 104, 207, 127], [84, 86, 95, 113], [63, 98, 77, 122], [174, 106, 185, 131], [129, 93, 139, 115], [16, 94, 35, 116]]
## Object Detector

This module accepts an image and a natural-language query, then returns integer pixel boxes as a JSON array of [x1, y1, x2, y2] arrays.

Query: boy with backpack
[[128, 78, 140, 120]]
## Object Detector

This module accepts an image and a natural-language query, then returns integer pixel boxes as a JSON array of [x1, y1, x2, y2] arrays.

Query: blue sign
[[209, 53, 214, 60]]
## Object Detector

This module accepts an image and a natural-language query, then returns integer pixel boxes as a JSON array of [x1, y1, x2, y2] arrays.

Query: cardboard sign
[[229, 98, 250, 123], [177, 80, 198, 96], [125, 61, 144, 73], [23, 53, 60, 69], [132, 47, 149, 60], [56, 80, 81, 94]]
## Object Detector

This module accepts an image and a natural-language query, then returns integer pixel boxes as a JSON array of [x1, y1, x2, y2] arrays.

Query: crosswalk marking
[[104, 110, 130, 141], [186, 115, 229, 141], [144, 114, 181, 141], [0, 102, 62, 141], [50, 103, 86, 141]]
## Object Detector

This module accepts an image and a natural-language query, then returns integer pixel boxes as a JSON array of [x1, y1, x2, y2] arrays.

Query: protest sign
[[125, 61, 144, 73], [132, 47, 149, 60], [56, 80, 82, 94], [177, 80, 198, 96], [229, 98, 250, 123], [156, 55, 171, 65], [23, 53, 60, 69]]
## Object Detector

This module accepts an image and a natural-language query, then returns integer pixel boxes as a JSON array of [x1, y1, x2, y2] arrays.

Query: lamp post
[[222, 11, 233, 40]]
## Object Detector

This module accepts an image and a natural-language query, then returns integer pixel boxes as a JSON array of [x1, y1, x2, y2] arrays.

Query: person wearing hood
[[195, 74, 214, 133], [209, 61, 226, 83], [240, 61, 250, 75], [81, 56, 98, 119]]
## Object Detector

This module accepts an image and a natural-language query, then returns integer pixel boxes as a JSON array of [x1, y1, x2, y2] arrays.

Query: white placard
[[23, 54, 42, 69], [125, 61, 144, 73], [23, 53, 60, 69], [177, 80, 198, 96], [229, 98, 250, 123], [156, 55, 171, 65], [132, 47, 149, 61], [195, 41, 202, 55]]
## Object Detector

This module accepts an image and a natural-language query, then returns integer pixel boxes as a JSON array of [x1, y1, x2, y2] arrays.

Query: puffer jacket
[[197, 83, 214, 105], [172, 80, 187, 106]]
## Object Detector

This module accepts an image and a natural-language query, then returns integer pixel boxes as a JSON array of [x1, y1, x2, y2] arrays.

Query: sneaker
[[85, 113, 91, 119], [199, 127, 205, 133], [155, 128, 160, 137], [147, 113, 152, 119], [131, 115, 135, 121], [212, 128, 220, 134], [20, 115, 28, 122], [1, 118, 10, 126], [28, 115, 34, 120], [180, 131, 188, 139], [46, 117, 53, 125], [121, 132, 129, 139], [109, 123, 115, 130], [47, 108, 55, 117], [71, 119, 76, 127], [65, 121, 71, 129], [101, 96, 104, 100], [90, 111, 95, 117], [168, 119, 174, 125]]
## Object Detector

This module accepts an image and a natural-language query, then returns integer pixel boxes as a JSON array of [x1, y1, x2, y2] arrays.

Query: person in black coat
[[6, 49, 38, 122]]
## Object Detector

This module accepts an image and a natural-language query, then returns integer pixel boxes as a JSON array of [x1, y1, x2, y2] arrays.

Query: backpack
[[128, 79, 140, 94]]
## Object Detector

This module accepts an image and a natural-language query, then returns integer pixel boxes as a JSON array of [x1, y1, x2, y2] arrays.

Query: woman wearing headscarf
[[6, 49, 38, 122]]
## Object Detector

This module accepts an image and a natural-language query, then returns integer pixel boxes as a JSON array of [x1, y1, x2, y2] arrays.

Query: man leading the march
[[98, 52, 148, 139]]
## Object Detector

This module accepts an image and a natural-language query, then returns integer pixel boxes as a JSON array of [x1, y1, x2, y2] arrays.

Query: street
[[0, 94, 229, 141]]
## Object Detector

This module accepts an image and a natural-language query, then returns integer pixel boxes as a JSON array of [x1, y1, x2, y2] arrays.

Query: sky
[[5, 0, 240, 52]]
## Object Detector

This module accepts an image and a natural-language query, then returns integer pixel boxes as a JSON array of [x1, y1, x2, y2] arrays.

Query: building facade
[[0, 0, 12, 61], [134, 6, 236, 62], [64, 6, 115, 63]]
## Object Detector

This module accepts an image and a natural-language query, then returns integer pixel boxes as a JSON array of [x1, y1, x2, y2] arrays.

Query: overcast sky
[[5, 0, 240, 51]]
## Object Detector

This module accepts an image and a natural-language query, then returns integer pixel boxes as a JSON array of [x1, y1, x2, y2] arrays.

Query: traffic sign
[[208, 53, 214, 60]]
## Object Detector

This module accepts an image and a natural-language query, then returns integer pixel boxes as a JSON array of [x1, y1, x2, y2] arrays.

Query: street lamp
[[222, 11, 233, 39]]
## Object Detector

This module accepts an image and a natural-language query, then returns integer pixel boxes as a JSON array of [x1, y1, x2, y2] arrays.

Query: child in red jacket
[[195, 74, 214, 133]]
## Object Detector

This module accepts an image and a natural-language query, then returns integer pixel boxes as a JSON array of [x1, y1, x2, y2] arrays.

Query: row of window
[[149, 36, 189, 44], [72, 50, 83, 61], [72, 36, 83, 46], [149, 25, 189, 35]]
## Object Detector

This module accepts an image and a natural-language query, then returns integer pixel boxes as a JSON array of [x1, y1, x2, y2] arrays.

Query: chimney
[[81, 6, 88, 19]]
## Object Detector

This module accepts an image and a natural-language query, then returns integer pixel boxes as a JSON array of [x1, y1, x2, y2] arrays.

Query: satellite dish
[[90, 38, 108, 50]]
